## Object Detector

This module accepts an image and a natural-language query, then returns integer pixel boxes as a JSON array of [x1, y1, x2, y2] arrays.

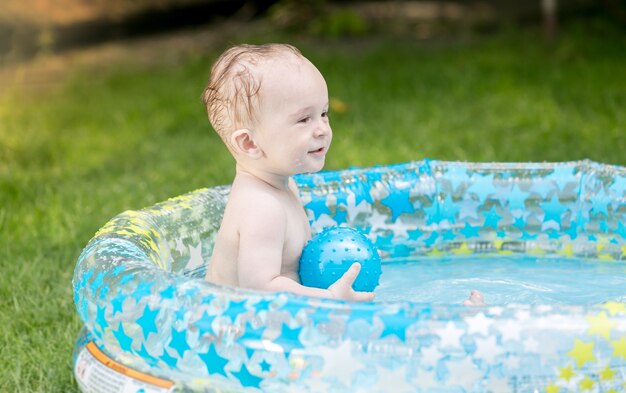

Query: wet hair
[[202, 43, 303, 141]]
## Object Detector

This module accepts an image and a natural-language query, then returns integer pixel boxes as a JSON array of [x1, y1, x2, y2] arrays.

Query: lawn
[[0, 18, 624, 392]]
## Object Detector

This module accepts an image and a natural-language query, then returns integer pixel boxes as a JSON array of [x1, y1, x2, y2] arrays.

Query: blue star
[[540, 194, 568, 226], [381, 187, 414, 222], [423, 231, 439, 247], [111, 290, 127, 315], [609, 178, 626, 196], [168, 328, 190, 357], [334, 208, 348, 224], [136, 305, 159, 339], [422, 201, 440, 225], [548, 165, 577, 191], [231, 364, 263, 389], [137, 344, 157, 366], [392, 243, 412, 257], [460, 222, 481, 238], [589, 195, 611, 217], [333, 188, 351, 208], [194, 310, 216, 336], [482, 206, 502, 229], [378, 308, 410, 341], [512, 216, 526, 229], [80, 268, 94, 289], [174, 308, 187, 321], [98, 283, 110, 300], [89, 271, 105, 296], [225, 300, 248, 321], [201, 294, 215, 304], [274, 324, 304, 351], [564, 220, 579, 240], [131, 281, 154, 303], [507, 189, 528, 212], [374, 233, 394, 249], [443, 165, 468, 192], [111, 264, 126, 277], [198, 344, 228, 377], [407, 227, 423, 240], [467, 174, 499, 202], [352, 181, 374, 205], [159, 285, 176, 300], [260, 360, 271, 373], [95, 305, 109, 331], [113, 324, 133, 353], [439, 194, 460, 223], [159, 349, 178, 368], [304, 198, 332, 220], [252, 298, 273, 313]]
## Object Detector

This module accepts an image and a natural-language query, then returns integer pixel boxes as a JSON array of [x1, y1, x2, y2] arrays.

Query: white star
[[474, 336, 504, 364], [420, 345, 443, 367], [446, 358, 482, 391], [413, 368, 439, 391], [372, 366, 413, 393], [466, 312, 492, 336], [316, 340, 363, 386], [310, 214, 338, 234], [186, 243, 204, 270], [437, 321, 465, 349], [175, 238, 186, 254], [498, 318, 522, 342], [368, 209, 391, 233], [345, 193, 372, 222]]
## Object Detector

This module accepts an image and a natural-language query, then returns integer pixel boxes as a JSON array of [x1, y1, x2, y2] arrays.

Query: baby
[[202, 43, 374, 301]]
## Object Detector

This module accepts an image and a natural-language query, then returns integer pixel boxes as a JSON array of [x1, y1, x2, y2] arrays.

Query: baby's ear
[[230, 129, 263, 159]]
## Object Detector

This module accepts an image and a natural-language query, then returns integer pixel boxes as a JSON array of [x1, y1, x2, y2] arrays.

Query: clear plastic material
[[73, 160, 626, 392]]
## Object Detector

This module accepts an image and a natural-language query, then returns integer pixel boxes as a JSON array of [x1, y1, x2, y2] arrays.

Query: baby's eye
[[322, 111, 329, 118], [298, 116, 311, 124]]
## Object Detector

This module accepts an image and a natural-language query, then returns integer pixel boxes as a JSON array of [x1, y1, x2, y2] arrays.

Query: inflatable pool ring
[[299, 226, 382, 292], [73, 159, 626, 393]]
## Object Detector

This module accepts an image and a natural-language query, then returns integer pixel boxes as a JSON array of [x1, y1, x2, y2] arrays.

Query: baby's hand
[[328, 263, 375, 302], [463, 290, 485, 306]]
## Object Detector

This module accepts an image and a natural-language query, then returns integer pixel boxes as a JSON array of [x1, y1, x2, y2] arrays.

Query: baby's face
[[252, 55, 332, 176]]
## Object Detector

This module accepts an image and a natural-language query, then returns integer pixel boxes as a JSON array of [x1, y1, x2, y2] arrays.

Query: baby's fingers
[[340, 262, 361, 286], [352, 290, 375, 302]]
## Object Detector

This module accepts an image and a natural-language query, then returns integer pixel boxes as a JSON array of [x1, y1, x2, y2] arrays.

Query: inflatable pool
[[73, 159, 626, 393]]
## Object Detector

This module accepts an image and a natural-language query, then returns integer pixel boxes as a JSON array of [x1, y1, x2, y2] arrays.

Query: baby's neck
[[235, 164, 290, 191]]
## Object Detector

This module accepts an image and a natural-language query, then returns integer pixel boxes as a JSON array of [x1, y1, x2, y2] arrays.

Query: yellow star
[[427, 247, 445, 257], [611, 336, 626, 359], [587, 311, 615, 340], [452, 242, 472, 255], [561, 243, 574, 257], [600, 365, 615, 381], [545, 382, 560, 393], [559, 366, 575, 382], [606, 389, 618, 393], [603, 302, 626, 316], [567, 339, 595, 368], [579, 376, 594, 391]]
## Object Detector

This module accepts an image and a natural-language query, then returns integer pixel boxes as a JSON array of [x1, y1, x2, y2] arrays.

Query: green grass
[[1, 19, 625, 392]]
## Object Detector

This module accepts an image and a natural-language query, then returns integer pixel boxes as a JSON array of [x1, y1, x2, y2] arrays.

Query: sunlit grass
[[0, 19, 624, 391]]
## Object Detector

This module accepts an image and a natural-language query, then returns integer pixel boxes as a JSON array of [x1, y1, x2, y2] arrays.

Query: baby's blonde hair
[[202, 43, 302, 140]]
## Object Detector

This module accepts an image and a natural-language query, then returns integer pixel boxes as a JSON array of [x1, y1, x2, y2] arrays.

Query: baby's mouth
[[309, 147, 325, 154]]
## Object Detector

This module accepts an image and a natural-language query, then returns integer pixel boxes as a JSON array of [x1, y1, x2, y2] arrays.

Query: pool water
[[375, 256, 626, 305]]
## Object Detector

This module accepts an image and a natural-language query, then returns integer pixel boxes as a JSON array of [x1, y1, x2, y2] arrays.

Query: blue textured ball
[[299, 227, 382, 292]]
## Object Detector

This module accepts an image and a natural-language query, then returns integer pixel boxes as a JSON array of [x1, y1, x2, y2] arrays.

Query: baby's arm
[[236, 195, 373, 301]]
